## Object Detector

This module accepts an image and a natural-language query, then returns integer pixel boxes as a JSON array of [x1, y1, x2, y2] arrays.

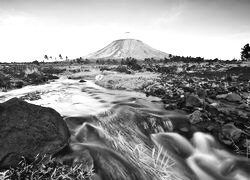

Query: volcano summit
[[84, 39, 169, 60]]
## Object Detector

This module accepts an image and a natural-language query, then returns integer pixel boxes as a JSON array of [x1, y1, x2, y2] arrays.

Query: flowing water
[[0, 77, 250, 180]]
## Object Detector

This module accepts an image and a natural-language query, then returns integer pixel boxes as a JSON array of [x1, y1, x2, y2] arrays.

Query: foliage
[[125, 57, 142, 70], [115, 65, 132, 74], [44, 55, 49, 60], [32, 60, 40, 66], [241, 43, 250, 61]]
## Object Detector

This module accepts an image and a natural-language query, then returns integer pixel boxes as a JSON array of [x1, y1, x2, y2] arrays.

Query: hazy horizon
[[0, 0, 250, 62]]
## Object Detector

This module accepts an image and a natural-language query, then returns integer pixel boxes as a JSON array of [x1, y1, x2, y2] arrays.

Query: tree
[[32, 60, 40, 66], [241, 43, 250, 61], [44, 55, 48, 60], [59, 54, 63, 60], [121, 59, 125, 65], [66, 56, 68, 61]]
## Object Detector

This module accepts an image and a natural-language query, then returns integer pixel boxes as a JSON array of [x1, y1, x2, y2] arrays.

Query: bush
[[115, 66, 132, 74]]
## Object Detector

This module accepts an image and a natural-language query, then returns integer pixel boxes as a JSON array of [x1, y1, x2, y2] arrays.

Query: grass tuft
[[112, 131, 183, 180]]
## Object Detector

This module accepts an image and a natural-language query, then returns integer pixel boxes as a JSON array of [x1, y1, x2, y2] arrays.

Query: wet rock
[[0, 98, 70, 168], [188, 110, 203, 124], [220, 123, 243, 143], [20, 92, 41, 101]]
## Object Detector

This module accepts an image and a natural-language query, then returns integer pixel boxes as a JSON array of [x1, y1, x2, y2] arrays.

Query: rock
[[25, 72, 46, 85], [197, 88, 207, 99], [79, 79, 87, 83], [20, 92, 41, 101], [216, 93, 242, 103], [185, 94, 203, 108], [95, 75, 104, 81], [188, 110, 203, 124], [216, 93, 228, 99], [221, 123, 243, 142], [238, 103, 249, 110], [243, 139, 250, 149], [164, 103, 177, 110], [46, 74, 59, 80], [0, 98, 70, 168], [225, 93, 242, 102]]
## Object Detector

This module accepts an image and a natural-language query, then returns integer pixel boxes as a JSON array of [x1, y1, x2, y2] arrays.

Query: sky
[[0, 0, 250, 62]]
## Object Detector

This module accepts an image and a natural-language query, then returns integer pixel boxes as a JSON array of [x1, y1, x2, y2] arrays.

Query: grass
[[95, 72, 159, 91], [0, 155, 94, 180], [0, 142, 180, 180], [231, 138, 250, 158], [96, 109, 184, 180], [0, 128, 181, 180], [109, 131, 184, 180], [67, 69, 101, 80]]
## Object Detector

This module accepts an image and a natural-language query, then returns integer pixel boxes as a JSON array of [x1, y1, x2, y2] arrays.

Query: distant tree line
[[44, 54, 68, 61]]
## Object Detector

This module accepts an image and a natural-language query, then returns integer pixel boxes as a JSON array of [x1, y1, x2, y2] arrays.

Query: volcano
[[84, 39, 169, 60]]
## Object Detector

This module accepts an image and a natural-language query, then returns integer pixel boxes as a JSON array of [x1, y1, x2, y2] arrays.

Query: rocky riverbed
[[0, 74, 250, 180], [143, 65, 250, 157]]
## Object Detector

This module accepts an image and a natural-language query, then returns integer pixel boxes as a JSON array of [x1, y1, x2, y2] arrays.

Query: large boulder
[[0, 98, 70, 168]]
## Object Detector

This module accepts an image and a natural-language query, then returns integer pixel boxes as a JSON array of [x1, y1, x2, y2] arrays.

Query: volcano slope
[[84, 39, 169, 60]]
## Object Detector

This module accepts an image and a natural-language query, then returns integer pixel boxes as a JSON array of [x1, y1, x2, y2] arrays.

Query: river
[[0, 77, 249, 180]]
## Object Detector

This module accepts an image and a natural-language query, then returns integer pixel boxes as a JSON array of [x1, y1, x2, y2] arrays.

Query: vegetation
[[44, 55, 49, 61], [95, 72, 158, 91], [0, 156, 94, 180], [241, 43, 250, 61]]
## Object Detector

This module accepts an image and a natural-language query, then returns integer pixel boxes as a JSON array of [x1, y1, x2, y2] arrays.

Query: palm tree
[[59, 54, 63, 60], [44, 55, 48, 60]]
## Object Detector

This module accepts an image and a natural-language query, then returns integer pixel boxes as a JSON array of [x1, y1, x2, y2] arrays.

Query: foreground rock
[[0, 98, 70, 168]]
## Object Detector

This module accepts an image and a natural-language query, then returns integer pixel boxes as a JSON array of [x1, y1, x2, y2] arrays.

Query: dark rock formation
[[0, 98, 70, 168], [79, 79, 87, 83]]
